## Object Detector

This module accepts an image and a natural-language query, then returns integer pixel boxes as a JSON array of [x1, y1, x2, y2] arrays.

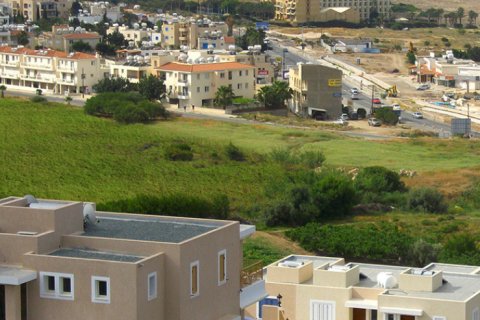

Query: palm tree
[[468, 10, 479, 26], [257, 81, 293, 109], [457, 7, 465, 25], [214, 85, 235, 109], [0, 85, 6, 98], [65, 96, 73, 105]]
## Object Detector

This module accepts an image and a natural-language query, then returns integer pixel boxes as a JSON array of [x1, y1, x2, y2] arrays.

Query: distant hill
[[393, 0, 480, 12]]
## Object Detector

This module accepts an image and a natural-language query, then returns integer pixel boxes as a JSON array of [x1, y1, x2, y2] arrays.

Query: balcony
[[23, 64, 53, 71], [240, 260, 267, 309], [1, 61, 20, 67], [57, 66, 76, 73], [177, 93, 189, 99], [57, 78, 75, 85], [177, 78, 188, 84], [20, 74, 55, 83]]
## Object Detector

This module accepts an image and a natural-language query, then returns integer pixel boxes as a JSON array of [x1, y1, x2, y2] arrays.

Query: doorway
[[400, 316, 415, 320], [0, 285, 4, 320], [353, 308, 366, 320]]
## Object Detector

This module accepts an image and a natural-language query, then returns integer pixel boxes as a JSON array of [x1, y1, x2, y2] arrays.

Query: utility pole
[[371, 84, 375, 112], [81, 68, 85, 98], [282, 48, 288, 80]]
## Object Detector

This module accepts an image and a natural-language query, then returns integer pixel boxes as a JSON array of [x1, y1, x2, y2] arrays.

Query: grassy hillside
[[0, 98, 479, 211]]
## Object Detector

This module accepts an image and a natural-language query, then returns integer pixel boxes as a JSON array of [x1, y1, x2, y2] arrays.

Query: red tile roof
[[224, 36, 235, 44], [63, 33, 101, 40], [158, 61, 254, 72], [0, 46, 97, 60]]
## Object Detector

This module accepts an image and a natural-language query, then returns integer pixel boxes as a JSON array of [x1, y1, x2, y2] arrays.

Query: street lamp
[[282, 48, 288, 80]]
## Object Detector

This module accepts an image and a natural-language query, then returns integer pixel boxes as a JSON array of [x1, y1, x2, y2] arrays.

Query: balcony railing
[[241, 260, 263, 288]]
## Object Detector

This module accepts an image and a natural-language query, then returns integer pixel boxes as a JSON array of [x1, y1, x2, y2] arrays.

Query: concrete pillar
[[5, 285, 21, 320]]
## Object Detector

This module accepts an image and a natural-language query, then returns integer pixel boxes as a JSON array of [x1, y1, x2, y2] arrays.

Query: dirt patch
[[252, 230, 313, 255], [336, 52, 408, 74]]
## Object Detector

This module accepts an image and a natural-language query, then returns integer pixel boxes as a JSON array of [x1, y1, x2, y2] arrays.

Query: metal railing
[[240, 260, 263, 288]]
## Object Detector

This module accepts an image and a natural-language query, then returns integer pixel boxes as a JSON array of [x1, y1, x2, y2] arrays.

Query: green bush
[[408, 239, 441, 267], [30, 96, 47, 103], [355, 166, 405, 194], [268, 148, 325, 169], [97, 193, 229, 220], [165, 142, 194, 161], [298, 151, 325, 169], [407, 187, 447, 213], [374, 108, 399, 125], [439, 234, 480, 265], [225, 143, 245, 161]]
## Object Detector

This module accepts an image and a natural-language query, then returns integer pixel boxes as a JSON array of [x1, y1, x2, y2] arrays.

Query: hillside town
[[1, 0, 480, 319]]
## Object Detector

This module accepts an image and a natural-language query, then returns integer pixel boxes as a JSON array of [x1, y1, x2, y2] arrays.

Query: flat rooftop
[[425, 263, 480, 275], [49, 248, 144, 263], [82, 214, 222, 243], [279, 255, 342, 269]]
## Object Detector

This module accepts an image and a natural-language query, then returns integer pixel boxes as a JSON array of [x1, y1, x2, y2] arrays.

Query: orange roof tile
[[158, 61, 254, 72], [63, 33, 101, 40], [0, 46, 97, 60], [224, 36, 235, 44]]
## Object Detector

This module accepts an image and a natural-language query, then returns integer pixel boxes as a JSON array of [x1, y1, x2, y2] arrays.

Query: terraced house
[[0, 46, 105, 95], [247, 254, 480, 320], [0, 196, 266, 320]]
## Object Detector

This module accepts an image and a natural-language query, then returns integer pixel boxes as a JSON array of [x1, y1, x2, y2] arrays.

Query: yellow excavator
[[386, 85, 398, 97]]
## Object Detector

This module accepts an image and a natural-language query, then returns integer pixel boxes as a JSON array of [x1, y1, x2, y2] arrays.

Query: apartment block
[[0, 46, 104, 94], [288, 63, 342, 120], [6, 0, 72, 21], [158, 61, 255, 108], [110, 55, 153, 83], [274, 0, 391, 23], [37, 25, 101, 52], [247, 254, 480, 320], [0, 195, 266, 320], [161, 19, 228, 49]]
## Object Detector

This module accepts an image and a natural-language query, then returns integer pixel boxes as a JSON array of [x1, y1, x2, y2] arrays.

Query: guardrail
[[241, 260, 263, 288]]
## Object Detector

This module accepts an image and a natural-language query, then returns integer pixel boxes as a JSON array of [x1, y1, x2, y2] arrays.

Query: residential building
[[274, 0, 391, 24], [158, 61, 255, 108], [0, 195, 265, 320], [6, 0, 72, 21], [110, 55, 153, 83], [322, 37, 377, 53], [87, 1, 122, 21], [161, 18, 228, 49], [288, 63, 342, 120], [0, 3, 11, 25], [246, 254, 480, 320], [0, 46, 105, 94], [38, 25, 101, 52], [107, 24, 150, 46]]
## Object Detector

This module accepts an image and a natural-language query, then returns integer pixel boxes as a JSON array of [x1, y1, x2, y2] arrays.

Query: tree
[[17, 31, 29, 46], [457, 7, 465, 25], [65, 96, 73, 105], [257, 81, 292, 109], [467, 47, 480, 62], [36, 89, 42, 96], [214, 85, 235, 109], [468, 10, 479, 26], [138, 75, 165, 101], [408, 239, 441, 267], [70, 1, 82, 15], [355, 166, 405, 195], [71, 40, 93, 53], [0, 85, 6, 98], [107, 31, 126, 49], [406, 51, 416, 64], [93, 77, 136, 93], [236, 27, 266, 51], [95, 42, 116, 56]]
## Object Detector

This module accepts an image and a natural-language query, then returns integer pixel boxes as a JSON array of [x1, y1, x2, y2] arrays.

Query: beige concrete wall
[[399, 270, 443, 292], [136, 254, 165, 320], [23, 254, 157, 320], [378, 294, 465, 320], [178, 222, 241, 320], [465, 291, 480, 320], [264, 282, 297, 320], [318, 9, 360, 23], [295, 285, 351, 320], [351, 287, 384, 300], [313, 265, 359, 288], [267, 262, 313, 284]]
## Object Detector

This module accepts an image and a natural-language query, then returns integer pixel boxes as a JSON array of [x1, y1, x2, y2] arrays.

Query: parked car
[[417, 84, 430, 91], [392, 103, 401, 110], [340, 113, 349, 120], [372, 98, 381, 104], [412, 112, 423, 119], [351, 93, 360, 100], [334, 118, 349, 126], [351, 88, 359, 94], [368, 118, 381, 127]]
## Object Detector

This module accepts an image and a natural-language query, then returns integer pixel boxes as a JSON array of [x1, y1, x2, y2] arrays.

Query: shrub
[[298, 150, 325, 169], [439, 234, 480, 265], [407, 187, 447, 213], [357, 108, 367, 119], [441, 37, 449, 42], [355, 166, 405, 194], [408, 239, 441, 267], [30, 96, 47, 103], [374, 108, 399, 125], [97, 193, 230, 220], [225, 143, 245, 161], [165, 142, 194, 161], [269, 148, 325, 169], [264, 201, 295, 227]]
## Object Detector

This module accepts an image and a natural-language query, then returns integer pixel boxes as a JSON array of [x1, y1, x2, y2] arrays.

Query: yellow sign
[[328, 79, 342, 87]]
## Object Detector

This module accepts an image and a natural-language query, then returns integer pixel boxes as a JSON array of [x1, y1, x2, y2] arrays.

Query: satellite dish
[[24, 194, 38, 205], [83, 203, 98, 226]]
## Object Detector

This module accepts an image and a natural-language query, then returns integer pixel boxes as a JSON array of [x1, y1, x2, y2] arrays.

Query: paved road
[[5, 90, 85, 107], [267, 39, 480, 136]]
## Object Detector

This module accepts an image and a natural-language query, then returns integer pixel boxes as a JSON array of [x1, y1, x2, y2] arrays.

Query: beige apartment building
[[274, 0, 391, 23], [0, 195, 266, 320], [6, 0, 72, 21], [288, 63, 342, 120], [37, 25, 101, 53], [0, 46, 105, 94], [246, 254, 480, 320], [158, 61, 255, 108], [161, 20, 228, 49]]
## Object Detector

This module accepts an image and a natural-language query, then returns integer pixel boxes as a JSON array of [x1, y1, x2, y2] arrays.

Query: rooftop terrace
[[49, 248, 144, 262], [82, 214, 222, 243]]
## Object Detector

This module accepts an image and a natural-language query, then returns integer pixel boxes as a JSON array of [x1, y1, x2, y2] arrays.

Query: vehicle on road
[[334, 118, 349, 126], [340, 113, 349, 120], [392, 104, 401, 109], [351, 88, 359, 94], [412, 112, 423, 119], [351, 93, 359, 100], [372, 98, 381, 104], [417, 84, 430, 91], [368, 118, 381, 127]]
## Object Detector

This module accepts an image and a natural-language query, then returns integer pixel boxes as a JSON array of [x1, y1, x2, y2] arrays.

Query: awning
[[0, 266, 37, 285], [345, 299, 378, 310], [379, 307, 423, 316]]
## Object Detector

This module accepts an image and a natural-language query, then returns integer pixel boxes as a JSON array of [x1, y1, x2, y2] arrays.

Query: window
[[204, 73, 210, 79], [237, 83, 242, 90], [218, 250, 227, 285], [197, 74, 200, 80], [239, 70, 242, 76], [245, 83, 249, 89], [220, 72, 225, 78], [228, 71, 232, 80], [148, 272, 157, 301], [204, 86, 209, 93], [246, 70, 249, 76], [92, 276, 110, 304], [197, 87, 200, 93], [39, 272, 74, 300], [190, 261, 199, 297]]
